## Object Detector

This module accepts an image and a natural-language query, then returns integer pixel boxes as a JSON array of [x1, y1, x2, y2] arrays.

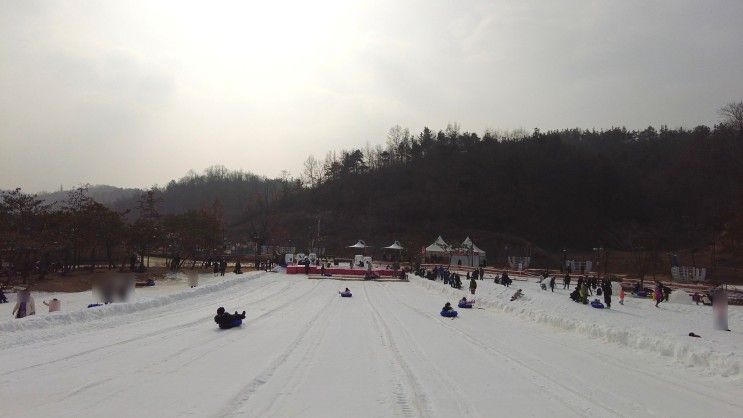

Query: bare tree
[[301, 155, 320, 188], [719, 101, 743, 135]]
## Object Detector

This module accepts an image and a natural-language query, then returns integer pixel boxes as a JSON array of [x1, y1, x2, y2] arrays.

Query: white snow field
[[1, 272, 742, 417]]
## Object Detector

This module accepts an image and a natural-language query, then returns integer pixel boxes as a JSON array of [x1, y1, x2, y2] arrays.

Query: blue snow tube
[[591, 300, 605, 309], [219, 318, 243, 329], [458, 302, 473, 309], [340, 291, 352, 297], [87, 303, 103, 308], [440, 310, 458, 318]]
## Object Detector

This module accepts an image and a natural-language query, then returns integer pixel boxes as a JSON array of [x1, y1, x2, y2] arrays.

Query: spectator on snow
[[619, 287, 625, 305], [579, 283, 588, 304], [563, 273, 571, 289], [501, 272, 511, 287], [43, 298, 61, 313], [469, 277, 477, 295], [602, 280, 612, 309], [654, 282, 664, 308], [12, 289, 35, 318], [0, 288, 7, 304], [549, 276, 556, 292]]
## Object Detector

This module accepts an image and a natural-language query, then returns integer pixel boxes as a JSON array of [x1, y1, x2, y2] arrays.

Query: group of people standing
[[568, 275, 615, 308]]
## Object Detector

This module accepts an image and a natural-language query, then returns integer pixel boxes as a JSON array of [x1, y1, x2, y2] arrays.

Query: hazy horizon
[[2, 0, 743, 192]]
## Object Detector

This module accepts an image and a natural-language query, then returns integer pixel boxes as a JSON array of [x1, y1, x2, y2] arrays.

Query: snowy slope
[[1, 274, 741, 417], [410, 275, 742, 378]]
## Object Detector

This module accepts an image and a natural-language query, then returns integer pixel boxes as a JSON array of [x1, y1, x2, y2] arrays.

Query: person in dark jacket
[[469, 277, 477, 295], [602, 280, 612, 309], [214, 307, 246, 329], [563, 273, 571, 289], [442, 302, 454, 312], [549, 276, 556, 292]]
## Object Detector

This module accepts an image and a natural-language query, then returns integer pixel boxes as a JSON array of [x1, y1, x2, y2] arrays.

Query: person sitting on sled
[[442, 302, 454, 312], [214, 307, 246, 328]]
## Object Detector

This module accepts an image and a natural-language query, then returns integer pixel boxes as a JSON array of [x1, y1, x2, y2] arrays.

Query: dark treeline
[[272, 115, 743, 265], [0, 187, 222, 281]]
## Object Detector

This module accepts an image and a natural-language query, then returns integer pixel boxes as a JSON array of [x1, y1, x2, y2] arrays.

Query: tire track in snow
[[378, 283, 620, 417], [214, 283, 338, 418], [362, 284, 433, 418], [369, 282, 480, 418]]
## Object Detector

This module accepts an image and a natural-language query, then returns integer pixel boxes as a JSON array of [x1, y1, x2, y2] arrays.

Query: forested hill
[[244, 123, 743, 259], [27, 123, 743, 263], [38, 185, 142, 207]]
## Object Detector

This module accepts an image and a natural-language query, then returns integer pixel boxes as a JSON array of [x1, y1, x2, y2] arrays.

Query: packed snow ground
[[1, 272, 741, 417]]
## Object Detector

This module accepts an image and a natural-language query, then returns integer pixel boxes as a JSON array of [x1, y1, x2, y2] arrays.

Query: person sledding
[[441, 302, 458, 317], [339, 288, 352, 297], [458, 297, 474, 308], [510, 289, 523, 301], [214, 307, 246, 329], [590, 298, 605, 309]]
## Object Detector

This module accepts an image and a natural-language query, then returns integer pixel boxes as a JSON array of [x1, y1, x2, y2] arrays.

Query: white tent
[[384, 241, 404, 250], [425, 236, 450, 254], [384, 241, 404, 262], [450, 237, 486, 267], [460, 237, 485, 255], [348, 240, 368, 249]]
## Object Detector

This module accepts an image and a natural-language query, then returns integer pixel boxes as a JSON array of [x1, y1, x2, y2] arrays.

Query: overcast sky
[[1, 0, 742, 192]]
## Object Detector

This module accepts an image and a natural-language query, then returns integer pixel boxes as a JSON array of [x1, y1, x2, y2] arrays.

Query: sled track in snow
[[362, 284, 438, 418], [215, 281, 334, 418], [251, 289, 344, 417], [107, 279, 321, 385], [369, 283, 481, 417], [377, 282, 621, 417]]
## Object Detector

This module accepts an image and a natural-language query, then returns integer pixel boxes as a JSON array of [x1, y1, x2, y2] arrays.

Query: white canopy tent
[[383, 240, 404, 262], [349, 240, 370, 266], [348, 240, 368, 249], [425, 236, 450, 254], [384, 241, 404, 250], [424, 236, 451, 263], [450, 237, 487, 267]]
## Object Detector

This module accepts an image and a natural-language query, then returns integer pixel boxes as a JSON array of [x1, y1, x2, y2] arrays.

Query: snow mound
[[0, 271, 266, 335], [669, 289, 694, 305], [410, 275, 741, 378]]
